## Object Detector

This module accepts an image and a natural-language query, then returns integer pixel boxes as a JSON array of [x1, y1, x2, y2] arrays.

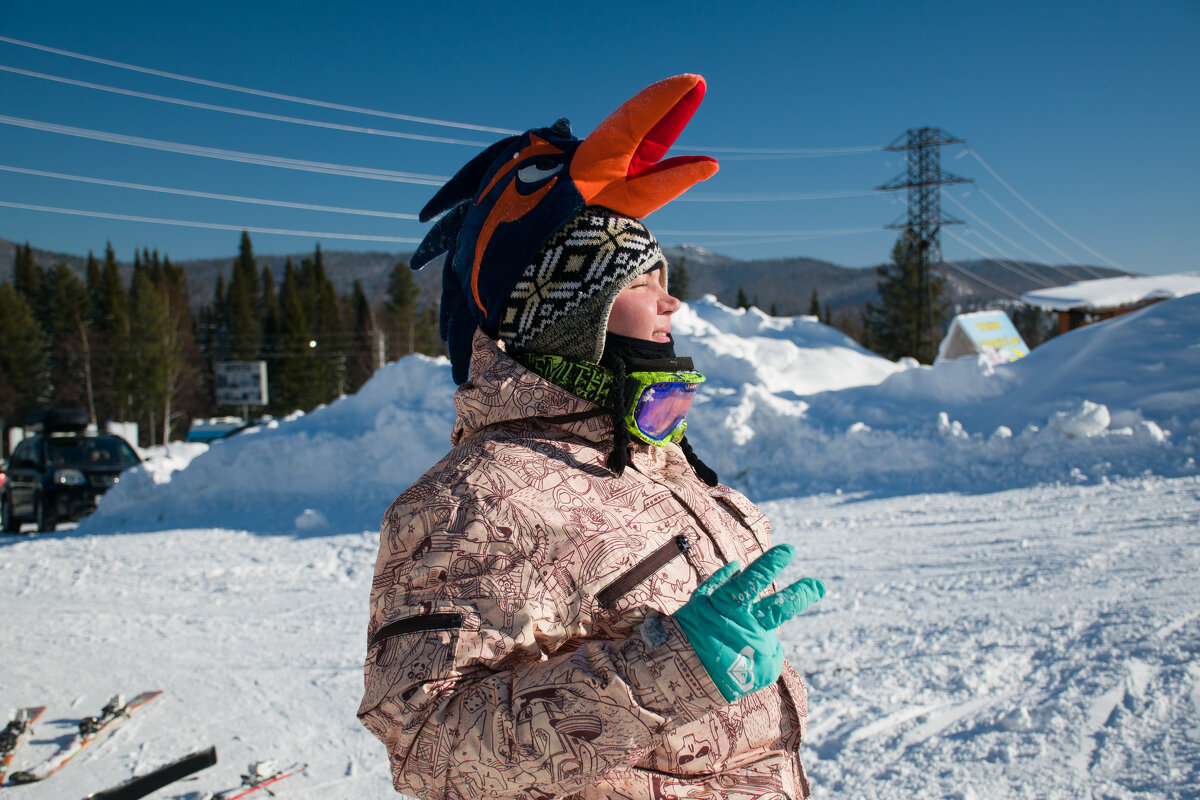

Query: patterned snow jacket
[[360, 331, 812, 800]]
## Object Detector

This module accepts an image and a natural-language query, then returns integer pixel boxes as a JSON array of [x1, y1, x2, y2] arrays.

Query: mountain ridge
[[0, 236, 1128, 315]]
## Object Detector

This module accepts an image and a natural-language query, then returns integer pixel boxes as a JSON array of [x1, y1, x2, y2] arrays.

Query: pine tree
[[384, 262, 420, 358], [296, 245, 346, 405], [0, 282, 52, 423], [12, 242, 41, 307], [226, 231, 261, 360], [129, 268, 173, 445], [671, 256, 691, 301], [736, 286, 750, 310], [863, 231, 948, 363], [159, 257, 204, 442], [346, 279, 383, 393], [808, 288, 821, 318], [43, 264, 93, 413], [94, 242, 133, 422], [275, 259, 314, 413]]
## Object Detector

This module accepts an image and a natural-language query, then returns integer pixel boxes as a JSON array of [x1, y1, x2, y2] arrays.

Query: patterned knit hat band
[[498, 208, 666, 364]]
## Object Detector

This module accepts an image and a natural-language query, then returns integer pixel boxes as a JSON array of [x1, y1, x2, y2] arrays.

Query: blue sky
[[0, 0, 1196, 275]]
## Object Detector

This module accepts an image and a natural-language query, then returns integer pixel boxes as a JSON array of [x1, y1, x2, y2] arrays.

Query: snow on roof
[[1020, 272, 1200, 311]]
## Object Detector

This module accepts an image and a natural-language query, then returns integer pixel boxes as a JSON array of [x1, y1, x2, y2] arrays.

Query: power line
[[0, 115, 448, 185], [654, 227, 884, 248], [941, 188, 1050, 266], [0, 38, 896, 158], [0, 164, 420, 219], [951, 227, 1058, 288], [940, 191, 1057, 287], [965, 149, 1120, 273], [675, 146, 885, 161], [0, 200, 422, 243], [0, 35, 520, 135], [678, 144, 884, 155], [677, 189, 880, 202], [941, 231, 1024, 299], [653, 225, 883, 237], [0, 64, 493, 147], [973, 183, 1101, 274]]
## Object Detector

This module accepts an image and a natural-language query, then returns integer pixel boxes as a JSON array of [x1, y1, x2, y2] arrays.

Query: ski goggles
[[624, 371, 706, 446]]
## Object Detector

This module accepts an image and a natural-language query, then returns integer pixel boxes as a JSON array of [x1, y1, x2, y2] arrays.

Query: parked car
[[1, 409, 141, 533]]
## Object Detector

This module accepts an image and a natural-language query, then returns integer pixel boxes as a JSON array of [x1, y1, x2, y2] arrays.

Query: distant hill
[[0, 236, 1128, 316]]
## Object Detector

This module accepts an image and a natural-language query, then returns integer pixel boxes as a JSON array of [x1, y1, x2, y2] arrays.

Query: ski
[[1, 705, 47, 784], [83, 746, 217, 800], [6, 691, 163, 785], [173, 760, 306, 800]]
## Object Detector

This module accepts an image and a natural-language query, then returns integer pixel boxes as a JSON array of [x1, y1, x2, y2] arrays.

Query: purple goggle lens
[[632, 381, 701, 443]]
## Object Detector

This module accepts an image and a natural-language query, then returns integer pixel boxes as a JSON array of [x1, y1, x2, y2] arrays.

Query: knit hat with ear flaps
[[407, 74, 718, 384], [499, 207, 667, 364]]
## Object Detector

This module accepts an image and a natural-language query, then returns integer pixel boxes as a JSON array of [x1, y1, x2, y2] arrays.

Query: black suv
[[2, 409, 141, 533]]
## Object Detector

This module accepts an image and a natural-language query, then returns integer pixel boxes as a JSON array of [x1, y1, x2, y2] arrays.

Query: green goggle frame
[[513, 352, 705, 447], [623, 370, 706, 446]]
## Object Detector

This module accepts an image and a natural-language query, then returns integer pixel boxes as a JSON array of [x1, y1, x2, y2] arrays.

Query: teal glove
[[673, 544, 825, 702]]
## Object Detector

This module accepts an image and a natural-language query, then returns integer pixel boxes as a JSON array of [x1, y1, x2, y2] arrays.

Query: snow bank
[[84, 294, 1200, 533]]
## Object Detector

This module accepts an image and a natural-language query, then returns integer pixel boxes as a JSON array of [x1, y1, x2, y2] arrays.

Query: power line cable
[[675, 147, 885, 161], [0, 200, 422, 243], [971, 183, 1093, 272], [0, 38, 894, 157], [654, 227, 884, 248], [0, 115, 448, 184], [941, 189, 1049, 265], [677, 189, 880, 202], [0, 35, 520, 135], [942, 230, 1027, 299], [952, 227, 1057, 288], [940, 191, 1057, 286], [0, 164, 419, 219], [0, 64, 493, 147], [964, 148, 1120, 273], [678, 144, 884, 155], [653, 225, 883, 237]]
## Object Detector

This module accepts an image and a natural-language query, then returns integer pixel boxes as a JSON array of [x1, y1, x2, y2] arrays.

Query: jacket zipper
[[368, 612, 463, 649], [676, 534, 710, 583], [598, 536, 694, 609]]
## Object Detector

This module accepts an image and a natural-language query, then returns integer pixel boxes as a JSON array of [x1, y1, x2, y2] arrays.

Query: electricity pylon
[[878, 127, 972, 360]]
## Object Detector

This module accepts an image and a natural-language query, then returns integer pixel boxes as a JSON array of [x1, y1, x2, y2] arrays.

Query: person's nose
[[659, 287, 681, 315]]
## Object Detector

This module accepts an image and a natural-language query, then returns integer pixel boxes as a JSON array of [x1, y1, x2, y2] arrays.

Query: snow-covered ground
[[3, 294, 1199, 799]]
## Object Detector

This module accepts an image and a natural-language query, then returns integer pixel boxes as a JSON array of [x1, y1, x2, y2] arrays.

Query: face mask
[[623, 370, 706, 446]]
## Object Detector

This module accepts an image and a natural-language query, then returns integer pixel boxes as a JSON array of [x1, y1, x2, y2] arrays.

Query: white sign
[[215, 361, 269, 406], [937, 311, 1029, 365]]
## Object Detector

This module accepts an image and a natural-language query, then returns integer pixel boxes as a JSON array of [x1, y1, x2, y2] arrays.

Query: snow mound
[[84, 294, 1200, 533]]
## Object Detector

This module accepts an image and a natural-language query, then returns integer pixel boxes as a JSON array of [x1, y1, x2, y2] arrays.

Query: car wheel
[[1, 493, 19, 533], [35, 493, 56, 533]]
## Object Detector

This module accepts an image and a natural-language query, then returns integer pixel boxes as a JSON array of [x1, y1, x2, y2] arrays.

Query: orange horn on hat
[[570, 74, 719, 219]]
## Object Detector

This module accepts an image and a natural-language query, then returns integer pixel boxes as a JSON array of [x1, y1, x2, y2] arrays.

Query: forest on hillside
[[0, 233, 443, 447]]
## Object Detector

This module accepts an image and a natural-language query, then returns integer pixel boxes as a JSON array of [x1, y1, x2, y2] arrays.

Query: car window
[[14, 439, 40, 467], [46, 436, 139, 468], [92, 436, 140, 466]]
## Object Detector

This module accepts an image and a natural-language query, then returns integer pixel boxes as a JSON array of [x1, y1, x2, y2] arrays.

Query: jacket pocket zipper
[[369, 612, 463, 648], [597, 535, 705, 609]]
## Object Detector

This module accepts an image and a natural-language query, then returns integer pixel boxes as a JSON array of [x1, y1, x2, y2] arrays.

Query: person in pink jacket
[[360, 75, 825, 800]]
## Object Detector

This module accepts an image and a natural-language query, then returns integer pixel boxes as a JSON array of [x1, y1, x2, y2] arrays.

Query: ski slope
[[2, 294, 1198, 799]]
